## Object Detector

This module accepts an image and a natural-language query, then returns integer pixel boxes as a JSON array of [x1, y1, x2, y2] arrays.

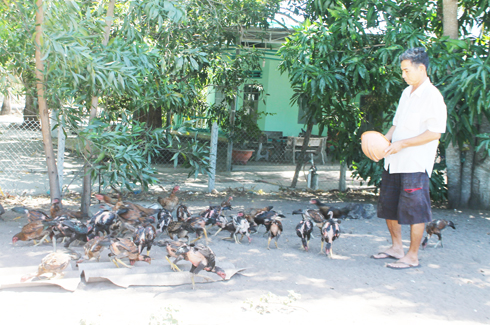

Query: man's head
[[399, 47, 429, 88]]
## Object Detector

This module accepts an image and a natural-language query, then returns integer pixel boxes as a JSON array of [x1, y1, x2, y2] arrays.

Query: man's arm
[[385, 129, 441, 156], [385, 126, 396, 142]]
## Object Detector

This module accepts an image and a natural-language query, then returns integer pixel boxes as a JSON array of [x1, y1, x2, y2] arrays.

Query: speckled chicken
[[254, 210, 286, 235], [21, 251, 76, 282], [77, 235, 111, 264], [44, 216, 88, 249], [293, 209, 325, 234], [108, 237, 152, 268], [422, 219, 456, 248], [294, 211, 314, 252], [231, 212, 251, 244], [133, 224, 157, 255], [321, 218, 341, 257], [174, 243, 226, 289]]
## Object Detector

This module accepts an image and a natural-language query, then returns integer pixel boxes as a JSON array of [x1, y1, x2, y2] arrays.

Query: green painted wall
[[257, 53, 321, 137]]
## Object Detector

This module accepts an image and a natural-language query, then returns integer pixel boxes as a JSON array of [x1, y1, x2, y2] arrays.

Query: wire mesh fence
[[0, 109, 359, 196]]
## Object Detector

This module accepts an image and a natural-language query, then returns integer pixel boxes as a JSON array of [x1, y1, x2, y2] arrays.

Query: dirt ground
[[0, 191, 489, 325]]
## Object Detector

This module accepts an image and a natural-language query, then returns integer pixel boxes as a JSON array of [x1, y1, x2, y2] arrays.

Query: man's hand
[[385, 141, 405, 156]]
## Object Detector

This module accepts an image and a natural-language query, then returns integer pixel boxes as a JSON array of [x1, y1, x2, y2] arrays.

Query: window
[[243, 84, 261, 120]]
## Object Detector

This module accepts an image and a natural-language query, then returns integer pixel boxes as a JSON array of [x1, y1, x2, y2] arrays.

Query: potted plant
[[229, 109, 264, 164]]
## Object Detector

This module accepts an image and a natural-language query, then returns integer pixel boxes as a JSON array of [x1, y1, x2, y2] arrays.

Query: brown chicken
[[12, 220, 53, 246], [155, 239, 187, 272], [422, 219, 456, 249], [267, 217, 283, 250], [11, 206, 51, 223], [174, 243, 226, 289], [242, 205, 273, 225], [95, 194, 155, 225], [157, 185, 180, 212], [50, 198, 87, 219], [77, 236, 111, 264], [21, 251, 76, 282], [108, 237, 152, 268]]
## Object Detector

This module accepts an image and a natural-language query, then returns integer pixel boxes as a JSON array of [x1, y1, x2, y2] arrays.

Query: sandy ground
[[0, 194, 489, 325]]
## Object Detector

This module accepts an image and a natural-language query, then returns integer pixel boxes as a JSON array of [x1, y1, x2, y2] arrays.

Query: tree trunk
[[460, 144, 474, 208], [471, 116, 490, 209], [80, 0, 116, 215], [291, 121, 314, 188], [442, 0, 462, 208], [35, 0, 60, 200], [0, 91, 12, 115]]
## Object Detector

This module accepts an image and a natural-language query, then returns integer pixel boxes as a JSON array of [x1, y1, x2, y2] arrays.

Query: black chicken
[[310, 198, 350, 219], [87, 207, 128, 239], [176, 204, 191, 222], [174, 243, 226, 289], [44, 216, 88, 249], [254, 210, 286, 235], [267, 217, 283, 249], [321, 218, 341, 257], [133, 224, 157, 256], [294, 212, 314, 252], [422, 219, 456, 249], [293, 209, 325, 235]]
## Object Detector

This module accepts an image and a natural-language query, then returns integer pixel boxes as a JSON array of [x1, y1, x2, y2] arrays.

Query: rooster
[[86, 207, 128, 239], [422, 219, 456, 249], [295, 213, 313, 252], [293, 209, 325, 234], [174, 243, 226, 289], [157, 185, 180, 212], [321, 218, 341, 257], [231, 212, 251, 244], [254, 210, 286, 235]]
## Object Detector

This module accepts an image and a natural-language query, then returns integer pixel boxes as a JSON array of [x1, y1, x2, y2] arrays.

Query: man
[[371, 47, 447, 269]]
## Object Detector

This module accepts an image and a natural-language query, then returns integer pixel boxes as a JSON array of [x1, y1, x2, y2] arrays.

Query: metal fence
[[0, 110, 362, 196]]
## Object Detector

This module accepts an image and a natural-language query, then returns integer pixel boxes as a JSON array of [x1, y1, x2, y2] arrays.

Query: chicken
[[77, 236, 111, 264], [267, 217, 283, 250], [86, 206, 128, 239], [50, 198, 87, 219], [220, 196, 233, 209], [321, 218, 341, 257], [310, 199, 350, 219], [254, 210, 286, 235], [11, 206, 50, 223], [174, 243, 226, 289], [176, 204, 191, 222], [94, 194, 156, 224], [108, 237, 152, 268], [21, 251, 75, 282], [44, 216, 88, 250], [293, 209, 325, 233], [157, 185, 180, 212], [200, 205, 229, 230], [0, 203, 5, 221], [156, 209, 174, 233], [12, 220, 53, 246], [155, 239, 187, 272], [133, 224, 157, 255], [185, 216, 209, 244], [243, 205, 273, 226], [231, 212, 251, 244], [295, 213, 314, 252], [422, 219, 456, 249]]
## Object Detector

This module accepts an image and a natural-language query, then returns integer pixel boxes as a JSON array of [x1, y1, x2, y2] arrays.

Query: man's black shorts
[[377, 170, 432, 225]]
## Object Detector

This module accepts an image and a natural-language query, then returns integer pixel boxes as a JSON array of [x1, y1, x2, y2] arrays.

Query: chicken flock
[[4, 189, 455, 288]]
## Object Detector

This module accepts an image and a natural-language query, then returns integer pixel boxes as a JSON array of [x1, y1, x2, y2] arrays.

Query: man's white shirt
[[384, 78, 447, 176]]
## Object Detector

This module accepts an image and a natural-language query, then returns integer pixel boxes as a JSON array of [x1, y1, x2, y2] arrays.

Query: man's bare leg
[[387, 222, 424, 267], [373, 219, 405, 259]]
